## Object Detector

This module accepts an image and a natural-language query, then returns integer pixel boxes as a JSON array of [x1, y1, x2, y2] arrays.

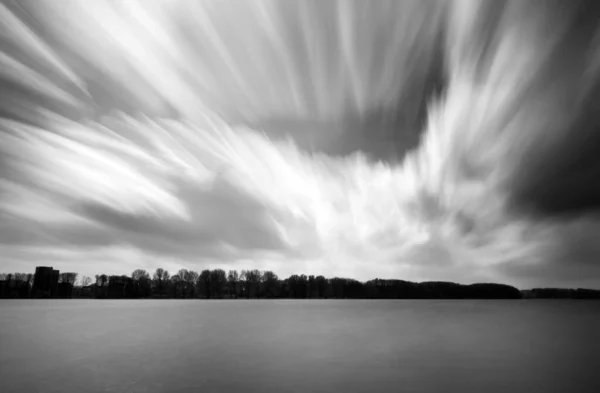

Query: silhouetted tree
[[184, 270, 199, 298], [56, 273, 78, 298], [262, 271, 279, 298], [315, 275, 328, 298], [94, 274, 108, 298], [9, 273, 32, 298], [241, 269, 261, 298], [210, 269, 227, 298], [131, 269, 149, 282], [330, 277, 345, 298], [200, 269, 211, 298], [10, 265, 546, 300], [59, 272, 78, 285], [173, 269, 188, 298], [240, 270, 250, 298], [227, 270, 239, 298], [131, 269, 151, 297], [99, 274, 108, 287], [153, 268, 170, 296], [79, 276, 92, 287], [13, 273, 26, 282], [287, 275, 299, 298], [170, 275, 182, 298], [308, 275, 316, 298]]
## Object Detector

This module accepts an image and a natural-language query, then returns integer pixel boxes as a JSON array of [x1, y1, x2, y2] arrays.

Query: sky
[[1, 0, 600, 289]]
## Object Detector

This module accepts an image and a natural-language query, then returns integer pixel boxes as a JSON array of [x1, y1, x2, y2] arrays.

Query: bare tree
[[153, 268, 170, 296], [240, 270, 249, 298], [175, 269, 189, 298], [131, 269, 149, 281], [227, 270, 239, 298], [199, 269, 211, 298], [59, 272, 78, 286], [94, 274, 108, 298], [79, 276, 92, 287], [262, 271, 279, 298], [14, 272, 29, 282], [241, 269, 261, 298], [210, 269, 227, 298], [315, 275, 328, 298], [170, 275, 182, 298], [25, 273, 33, 286], [131, 269, 151, 297], [308, 275, 315, 298], [184, 270, 199, 298]]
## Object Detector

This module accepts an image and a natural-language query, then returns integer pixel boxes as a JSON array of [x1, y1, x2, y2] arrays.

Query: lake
[[1, 300, 599, 392]]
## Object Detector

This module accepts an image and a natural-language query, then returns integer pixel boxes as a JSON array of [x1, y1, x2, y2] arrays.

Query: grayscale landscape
[[1, 0, 600, 392]]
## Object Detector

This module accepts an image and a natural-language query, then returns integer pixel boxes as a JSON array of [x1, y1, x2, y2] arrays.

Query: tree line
[[2, 267, 599, 299]]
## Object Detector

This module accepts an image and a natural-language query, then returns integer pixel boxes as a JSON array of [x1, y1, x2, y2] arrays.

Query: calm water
[[1, 300, 599, 393]]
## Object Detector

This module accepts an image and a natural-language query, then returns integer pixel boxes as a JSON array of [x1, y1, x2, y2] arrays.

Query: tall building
[[32, 266, 60, 298], [50, 269, 59, 297]]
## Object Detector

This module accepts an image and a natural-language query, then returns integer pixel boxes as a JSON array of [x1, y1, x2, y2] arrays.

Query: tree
[[287, 274, 308, 298], [240, 269, 261, 299], [170, 269, 187, 298], [330, 277, 345, 298], [79, 276, 92, 287], [199, 269, 211, 298], [170, 275, 182, 298], [210, 269, 227, 298], [153, 268, 170, 296], [10, 273, 32, 298], [184, 270, 199, 298], [131, 269, 150, 282], [262, 271, 279, 298], [94, 274, 108, 298], [308, 275, 315, 298], [131, 269, 151, 297], [56, 272, 77, 298], [13, 273, 27, 282], [59, 272, 78, 286], [227, 270, 239, 298], [315, 275, 328, 298], [287, 275, 298, 298]]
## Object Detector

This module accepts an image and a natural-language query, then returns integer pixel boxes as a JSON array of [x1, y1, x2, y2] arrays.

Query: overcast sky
[[1, 0, 600, 288]]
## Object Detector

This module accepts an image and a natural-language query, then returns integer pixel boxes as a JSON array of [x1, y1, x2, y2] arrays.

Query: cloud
[[1, 0, 600, 288]]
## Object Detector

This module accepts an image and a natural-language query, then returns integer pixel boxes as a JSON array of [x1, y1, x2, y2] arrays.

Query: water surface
[[1, 300, 599, 392]]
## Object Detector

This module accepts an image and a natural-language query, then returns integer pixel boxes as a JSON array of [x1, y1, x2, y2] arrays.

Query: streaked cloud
[[1, 0, 599, 288]]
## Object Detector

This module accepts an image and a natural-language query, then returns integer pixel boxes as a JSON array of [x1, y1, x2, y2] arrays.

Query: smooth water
[[1, 300, 599, 393]]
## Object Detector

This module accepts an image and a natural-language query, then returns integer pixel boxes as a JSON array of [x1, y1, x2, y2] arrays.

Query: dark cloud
[[237, 1, 447, 164], [491, 216, 600, 288], [504, 1, 600, 219], [249, 44, 446, 164]]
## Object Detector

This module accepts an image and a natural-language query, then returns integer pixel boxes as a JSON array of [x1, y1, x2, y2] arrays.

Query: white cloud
[[1, 1, 599, 287]]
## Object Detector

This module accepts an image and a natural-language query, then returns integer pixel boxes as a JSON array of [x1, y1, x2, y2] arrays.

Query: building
[[0, 280, 6, 298], [32, 266, 60, 298]]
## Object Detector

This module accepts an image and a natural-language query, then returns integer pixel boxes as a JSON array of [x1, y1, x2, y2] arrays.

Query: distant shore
[[2, 267, 599, 300]]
